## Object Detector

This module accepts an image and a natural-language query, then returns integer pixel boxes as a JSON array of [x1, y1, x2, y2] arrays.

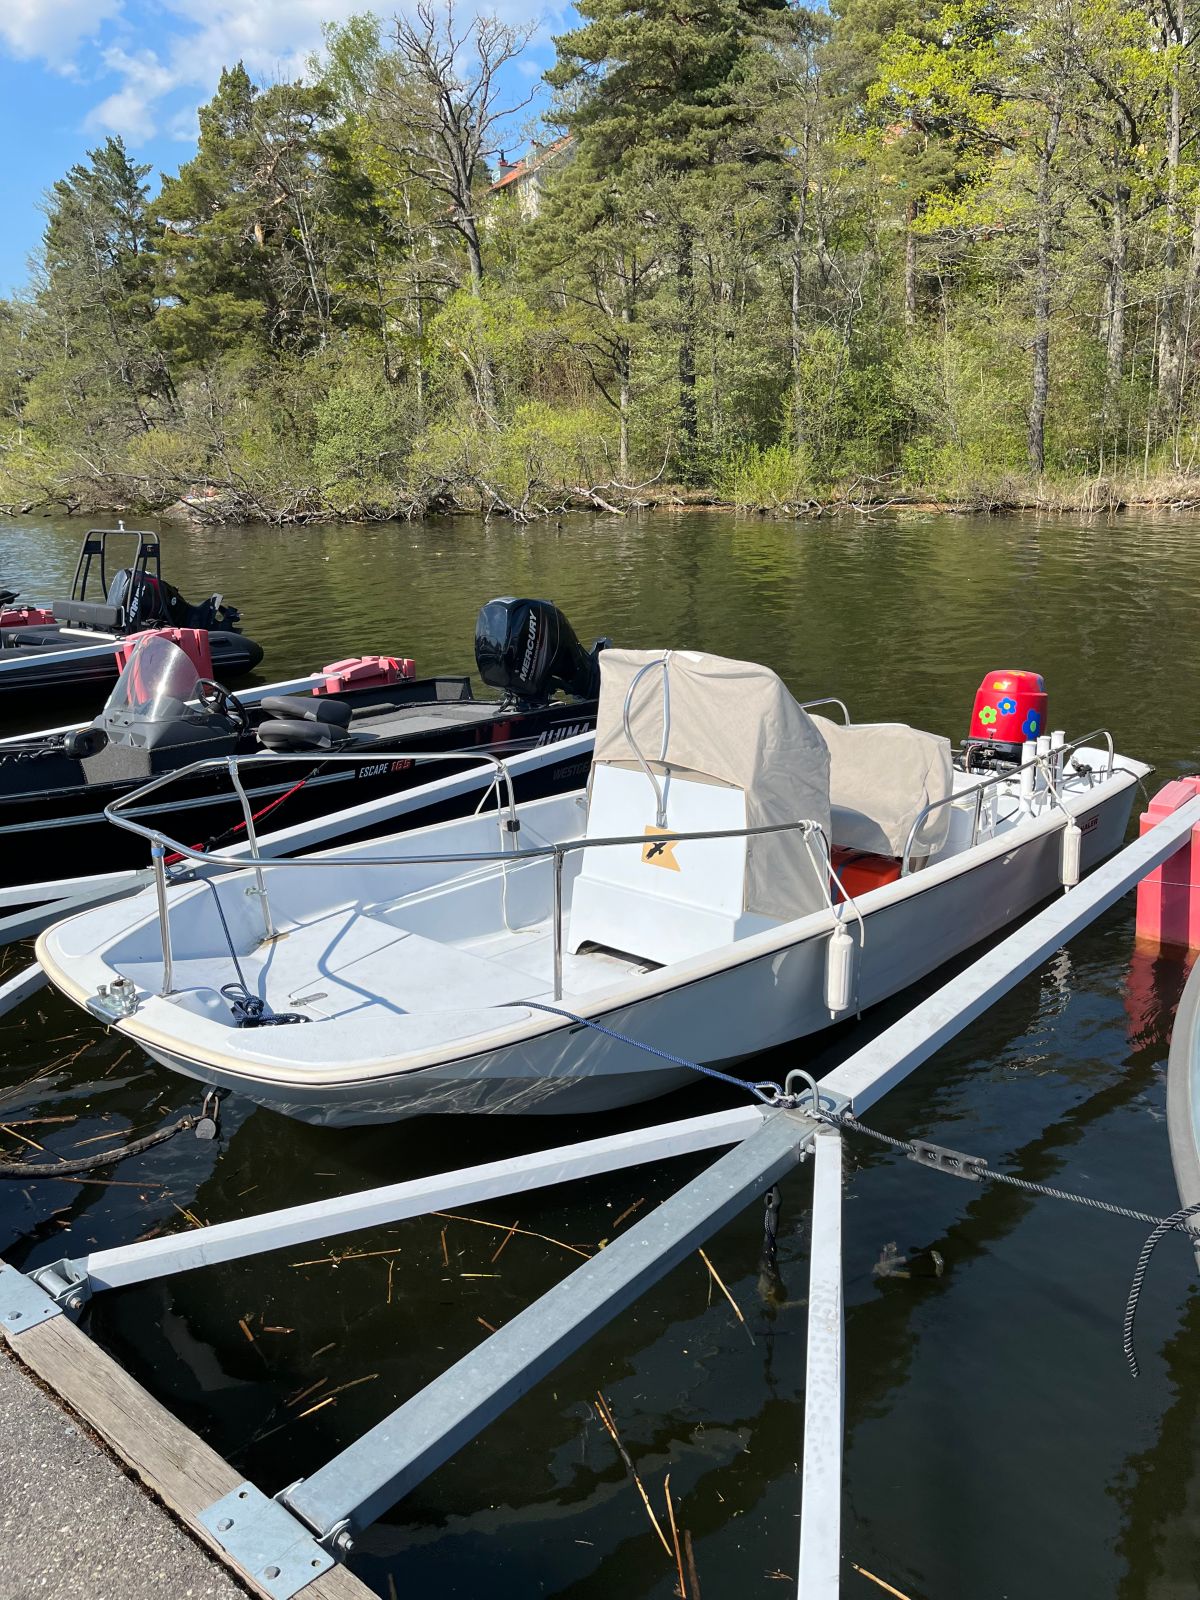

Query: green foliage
[[412, 401, 616, 511], [4, 0, 1200, 518], [313, 356, 416, 513], [716, 443, 816, 508]]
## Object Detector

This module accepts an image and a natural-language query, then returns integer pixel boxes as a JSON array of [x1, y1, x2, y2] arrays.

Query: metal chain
[[0, 1114, 197, 1178], [482, 1001, 1198, 1379]]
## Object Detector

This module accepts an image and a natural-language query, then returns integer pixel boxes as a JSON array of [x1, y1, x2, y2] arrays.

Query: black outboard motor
[[108, 569, 241, 632], [475, 598, 606, 707]]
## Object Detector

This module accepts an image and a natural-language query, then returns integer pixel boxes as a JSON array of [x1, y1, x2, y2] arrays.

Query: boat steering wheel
[[196, 678, 249, 733]]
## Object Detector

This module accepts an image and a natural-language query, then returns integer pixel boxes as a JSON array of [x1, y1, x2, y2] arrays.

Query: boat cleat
[[87, 975, 140, 1022]]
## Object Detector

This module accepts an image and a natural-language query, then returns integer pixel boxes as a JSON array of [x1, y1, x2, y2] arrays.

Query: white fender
[[825, 921, 856, 1017]]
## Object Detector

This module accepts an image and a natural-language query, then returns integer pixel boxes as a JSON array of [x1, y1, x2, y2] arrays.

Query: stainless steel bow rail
[[2, 789, 1196, 1599], [0, 690, 849, 952], [98, 745, 832, 1004]]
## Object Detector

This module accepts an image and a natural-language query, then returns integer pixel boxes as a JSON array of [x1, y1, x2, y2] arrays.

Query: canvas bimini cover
[[590, 648, 832, 923]]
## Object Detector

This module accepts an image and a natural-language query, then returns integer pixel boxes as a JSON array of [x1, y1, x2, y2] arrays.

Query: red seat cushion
[[830, 846, 902, 901]]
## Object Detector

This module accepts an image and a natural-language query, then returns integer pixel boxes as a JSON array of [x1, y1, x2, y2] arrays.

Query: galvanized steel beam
[[796, 1127, 844, 1599], [0, 963, 49, 1019], [282, 1108, 813, 1540], [75, 1103, 771, 1292], [0, 881, 149, 945]]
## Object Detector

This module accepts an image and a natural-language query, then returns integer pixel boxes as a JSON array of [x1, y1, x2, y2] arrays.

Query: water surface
[[0, 508, 1197, 1599]]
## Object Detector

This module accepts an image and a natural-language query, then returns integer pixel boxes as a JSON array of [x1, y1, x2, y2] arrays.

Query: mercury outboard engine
[[108, 569, 242, 633], [475, 598, 606, 708]]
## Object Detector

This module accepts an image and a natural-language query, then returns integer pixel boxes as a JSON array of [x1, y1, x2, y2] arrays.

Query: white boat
[[1168, 956, 1200, 1261], [37, 649, 1149, 1126]]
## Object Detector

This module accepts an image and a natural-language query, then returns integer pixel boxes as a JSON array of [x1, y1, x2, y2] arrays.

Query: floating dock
[[2, 786, 1199, 1597], [0, 1283, 373, 1600]]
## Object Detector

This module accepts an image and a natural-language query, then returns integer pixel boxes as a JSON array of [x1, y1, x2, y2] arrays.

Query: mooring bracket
[[781, 1068, 850, 1120], [32, 1257, 92, 1311], [0, 1261, 63, 1334], [199, 1482, 335, 1599], [0, 1258, 92, 1334]]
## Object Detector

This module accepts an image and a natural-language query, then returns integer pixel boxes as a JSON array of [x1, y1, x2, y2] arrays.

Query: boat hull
[[131, 775, 1139, 1125], [1168, 954, 1200, 1228], [0, 628, 263, 702]]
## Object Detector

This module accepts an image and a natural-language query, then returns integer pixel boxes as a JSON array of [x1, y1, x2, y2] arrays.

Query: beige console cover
[[592, 649, 831, 922]]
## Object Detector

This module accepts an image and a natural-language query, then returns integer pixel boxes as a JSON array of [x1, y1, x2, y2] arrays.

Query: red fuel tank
[[969, 669, 1047, 753]]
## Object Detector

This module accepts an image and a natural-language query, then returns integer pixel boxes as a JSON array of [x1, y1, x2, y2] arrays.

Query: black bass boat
[[0, 526, 262, 705], [0, 596, 603, 895]]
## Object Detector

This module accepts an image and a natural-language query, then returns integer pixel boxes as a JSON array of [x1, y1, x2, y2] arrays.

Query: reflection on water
[[1, 508, 1199, 1597]]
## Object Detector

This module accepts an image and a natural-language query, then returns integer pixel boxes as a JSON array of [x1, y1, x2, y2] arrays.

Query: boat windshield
[[105, 634, 202, 723]]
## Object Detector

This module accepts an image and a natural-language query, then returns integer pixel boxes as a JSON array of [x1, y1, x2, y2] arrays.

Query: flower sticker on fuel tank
[[1022, 711, 1041, 738], [998, 697, 1017, 715], [978, 705, 998, 726]]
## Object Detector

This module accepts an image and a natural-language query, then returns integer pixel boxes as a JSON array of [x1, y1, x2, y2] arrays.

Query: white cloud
[[0, 0, 122, 63], [2, 0, 561, 147], [86, 46, 180, 141], [81, 0, 368, 143], [166, 104, 200, 143]]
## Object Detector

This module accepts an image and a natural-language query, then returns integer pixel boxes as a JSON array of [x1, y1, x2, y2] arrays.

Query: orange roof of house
[[490, 135, 573, 192]]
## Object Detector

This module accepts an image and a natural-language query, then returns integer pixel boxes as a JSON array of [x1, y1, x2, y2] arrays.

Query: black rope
[[199, 878, 307, 1029], [0, 1114, 196, 1178]]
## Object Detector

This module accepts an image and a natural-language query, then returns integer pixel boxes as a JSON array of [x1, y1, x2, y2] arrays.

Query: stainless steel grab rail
[[101, 746, 825, 1002], [799, 697, 851, 726], [105, 746, 523, 848], [899, 729, 1117, 877], [621, 656, 671, 827]]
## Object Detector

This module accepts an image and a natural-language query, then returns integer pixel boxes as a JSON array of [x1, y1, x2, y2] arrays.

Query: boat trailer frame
[[2, 793, 1197, 1599]]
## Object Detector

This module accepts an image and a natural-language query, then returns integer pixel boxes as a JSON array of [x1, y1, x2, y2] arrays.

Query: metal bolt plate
[[0, 1262, 63, 1335], [87, 989, 139, 1024], [199, 1483, 335, 1599]]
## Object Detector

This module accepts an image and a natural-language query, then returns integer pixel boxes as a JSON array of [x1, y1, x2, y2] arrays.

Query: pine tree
[[156, 66, 352, 360], [548, 0, 785, 475], [33, 135, 173, 439]]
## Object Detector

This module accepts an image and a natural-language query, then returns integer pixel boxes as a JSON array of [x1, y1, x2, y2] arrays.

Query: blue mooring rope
[[508, 999, 785, 1104]]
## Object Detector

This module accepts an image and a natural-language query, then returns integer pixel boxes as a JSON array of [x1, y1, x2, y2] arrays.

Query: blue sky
[[0, 0, 566, 298]]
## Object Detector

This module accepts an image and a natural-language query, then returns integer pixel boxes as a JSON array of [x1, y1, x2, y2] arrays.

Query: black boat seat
[[259, 695, 353, 728], [257, 717, 352, 752]]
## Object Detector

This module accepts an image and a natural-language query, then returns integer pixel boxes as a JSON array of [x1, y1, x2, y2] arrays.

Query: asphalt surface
[[0, 1344, 247, 1600]]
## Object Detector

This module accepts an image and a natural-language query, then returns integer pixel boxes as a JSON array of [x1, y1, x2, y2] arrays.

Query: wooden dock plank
[[2, 1314, 375, 1600]]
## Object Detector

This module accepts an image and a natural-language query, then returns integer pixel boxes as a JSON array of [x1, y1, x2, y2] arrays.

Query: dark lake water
[[0, 508, 1198, 1599]]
